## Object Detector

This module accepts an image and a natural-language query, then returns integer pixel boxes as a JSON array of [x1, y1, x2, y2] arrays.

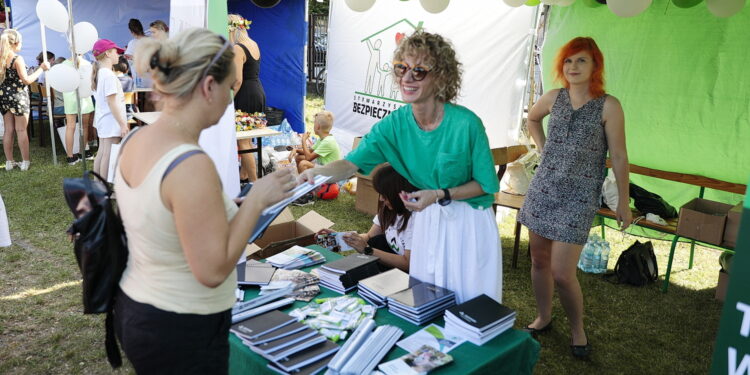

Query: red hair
[[553, 37, 606, 98]]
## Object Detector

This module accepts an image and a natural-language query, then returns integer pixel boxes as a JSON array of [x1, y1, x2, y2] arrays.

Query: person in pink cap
[[91, 39, 128, 179]]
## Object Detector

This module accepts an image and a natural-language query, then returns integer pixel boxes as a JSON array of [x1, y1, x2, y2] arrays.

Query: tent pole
[[66, 0, 87, 172], [39, 21, 58, 165]]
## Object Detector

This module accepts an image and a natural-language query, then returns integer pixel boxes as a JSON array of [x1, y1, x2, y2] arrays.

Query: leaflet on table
[[379, 345, 453, 375], [315, 231, 355, 252], [397, 324, 465, 353], [248, 175, 331, 243]]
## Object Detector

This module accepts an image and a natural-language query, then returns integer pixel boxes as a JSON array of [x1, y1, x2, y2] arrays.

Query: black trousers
[[114, 290, 231, 375]]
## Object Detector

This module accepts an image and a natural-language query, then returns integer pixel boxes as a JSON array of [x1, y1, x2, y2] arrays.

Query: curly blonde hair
[[393, 30, 462, 103]]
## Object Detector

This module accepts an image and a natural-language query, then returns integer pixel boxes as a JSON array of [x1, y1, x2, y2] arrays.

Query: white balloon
[[36, 0, 69, 33], [707, 0, 745, 17], [420, 0, 450, 13], [607, 0, 652, 17], [557, 0, 576, 6], [344, 0, 376, 12], [503, 0, 527, 6], [77, 63, 93, 98], [73, 22, 98, 55], [541, 0, 559, 5], [46, 64, 80, 93]]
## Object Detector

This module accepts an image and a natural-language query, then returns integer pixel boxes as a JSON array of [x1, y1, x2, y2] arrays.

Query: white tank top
[[115, 143, 239, 314]]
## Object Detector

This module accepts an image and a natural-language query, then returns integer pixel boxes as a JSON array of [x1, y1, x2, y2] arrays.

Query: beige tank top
[[115, 144, 239, 314]]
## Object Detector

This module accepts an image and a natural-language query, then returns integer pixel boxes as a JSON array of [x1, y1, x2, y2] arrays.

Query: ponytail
[[91, 59, 100, 91]]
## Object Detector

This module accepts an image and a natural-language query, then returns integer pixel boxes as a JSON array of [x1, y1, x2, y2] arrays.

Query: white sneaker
[[5, 161, 14, 170], [18, 160, 30, 171]]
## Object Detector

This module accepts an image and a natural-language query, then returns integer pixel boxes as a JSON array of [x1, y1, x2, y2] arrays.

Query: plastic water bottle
[[599, 241, 611, 272], [591, 240, 602, 273]]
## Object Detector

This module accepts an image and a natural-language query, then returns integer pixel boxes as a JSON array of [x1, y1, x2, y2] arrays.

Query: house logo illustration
[[351, 19, 422, 120]]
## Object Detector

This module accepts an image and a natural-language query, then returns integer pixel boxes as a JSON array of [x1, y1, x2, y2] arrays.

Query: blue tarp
[[11, 0, 169, 65], [228, 0, 306, 133]]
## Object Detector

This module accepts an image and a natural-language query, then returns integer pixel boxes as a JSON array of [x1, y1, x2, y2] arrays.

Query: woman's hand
[[616, 201, 633, 230], [39, 62, 51, 71], [343, 232, 368, 252], [297, 166, 318, 185], [401, 190, 439, 212], [316, 228, 334, 236], [120, 125, 129, 138], [246, 168, 296, 209]]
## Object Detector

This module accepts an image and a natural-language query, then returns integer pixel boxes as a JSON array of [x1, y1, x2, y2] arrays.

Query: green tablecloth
[[229, 246, 540, 374]]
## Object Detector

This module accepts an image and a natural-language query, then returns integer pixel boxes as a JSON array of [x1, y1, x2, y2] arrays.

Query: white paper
[[397, 324, 465, 354]]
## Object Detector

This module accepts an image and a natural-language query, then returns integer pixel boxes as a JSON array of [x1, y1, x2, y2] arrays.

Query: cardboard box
[[723, 202, 743, 248], [676, 198, 734, 245], [716, 269, 729, 302], [352, 136, 385, 216], [245, 208, 334, 260]]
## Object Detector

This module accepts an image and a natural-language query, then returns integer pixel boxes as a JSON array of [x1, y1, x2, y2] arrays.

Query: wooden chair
[[29, 82, 50, 146], [491, 145, 531, 269]]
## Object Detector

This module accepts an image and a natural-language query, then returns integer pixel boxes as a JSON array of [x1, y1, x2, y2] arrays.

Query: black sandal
[[570, 340, 592, 359], [522, 321, 552, 336]]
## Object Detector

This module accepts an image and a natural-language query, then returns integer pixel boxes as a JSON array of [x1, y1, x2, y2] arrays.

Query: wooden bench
[[491, 148, 746, 293]]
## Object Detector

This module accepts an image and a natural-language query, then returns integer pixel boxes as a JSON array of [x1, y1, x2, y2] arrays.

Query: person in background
[[51, 57, 65, 116], [34, 50, 54, 86], [228, 14, 265, 184], [319, 165, 416, 272], [291, 110, 341, 173], [149, 20, 169, 41], [61, 55, 95, 165], [91, 39, 128, 178], [114, 27, 294, 373], [299, 31, 502, 304], [1, 29, 49, 171], [114, 58, 135, 121], [517, 37, 630, 359], [123, 18, 150, 89]]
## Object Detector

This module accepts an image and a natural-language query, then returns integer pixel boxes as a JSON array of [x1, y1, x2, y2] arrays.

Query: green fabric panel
[[207, 0, 229, 37], [543, 0, 750, 213], [229, 246, 541, 375]]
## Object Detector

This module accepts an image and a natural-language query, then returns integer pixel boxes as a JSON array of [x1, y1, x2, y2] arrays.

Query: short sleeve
[[470, 119, 500, 194], [312, 138, 333, 158], [345, 119, 391, 175], [372, 215, 380, 227], [102, 70, 119, 97], [400, 216, 414, 251], [125, 39, 137, 56]]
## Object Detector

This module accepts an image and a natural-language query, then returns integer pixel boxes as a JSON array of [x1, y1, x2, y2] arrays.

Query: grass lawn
[[0, 93, 724, 374]]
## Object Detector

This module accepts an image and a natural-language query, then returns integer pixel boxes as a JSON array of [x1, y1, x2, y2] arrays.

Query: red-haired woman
[[517, 37, 631, 359]]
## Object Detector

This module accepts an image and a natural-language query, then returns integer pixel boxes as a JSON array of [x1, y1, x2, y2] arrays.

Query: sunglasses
[[392, 61, 432, 81]]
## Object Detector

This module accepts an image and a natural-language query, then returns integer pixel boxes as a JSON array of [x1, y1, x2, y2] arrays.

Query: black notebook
[[320, 254, 380, 288], [445, 294, 515, 332], [246, 322, 308, 346], [236, 260, 277, 286], [230, 310, 296, 340], [387, 282, 455, 310], [275, 340, 339, 372], [268, 353, 336, 375]]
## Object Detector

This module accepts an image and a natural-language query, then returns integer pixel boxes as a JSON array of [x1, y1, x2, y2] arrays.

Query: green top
[[346, 103, 498, 209], [312, 135, 341, 166], [61, 60, 94, 115]]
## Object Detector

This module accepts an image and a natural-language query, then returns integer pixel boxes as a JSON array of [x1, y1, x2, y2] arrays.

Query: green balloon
[[526, 0, 541, 5], [582, 0, 603, 7], [672, 0, 703, 8]]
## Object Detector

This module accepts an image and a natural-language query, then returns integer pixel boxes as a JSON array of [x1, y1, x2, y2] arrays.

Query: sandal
[[522, 320, 552, 336], [570, 340, 591, 359]]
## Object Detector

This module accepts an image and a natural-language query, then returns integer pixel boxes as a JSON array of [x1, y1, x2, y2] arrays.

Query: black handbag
[[614, 240, 658, 286], [64, 171, 127, 368]]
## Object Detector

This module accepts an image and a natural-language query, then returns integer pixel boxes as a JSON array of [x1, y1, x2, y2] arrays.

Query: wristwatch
[[363, 246, 374, 255], [438, 188, 452, 206]]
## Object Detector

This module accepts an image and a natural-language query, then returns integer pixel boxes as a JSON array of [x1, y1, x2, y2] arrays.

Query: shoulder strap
[[112, 127, 143, 176], [162, 150, 205, 182], [237, 43, 252, 59]]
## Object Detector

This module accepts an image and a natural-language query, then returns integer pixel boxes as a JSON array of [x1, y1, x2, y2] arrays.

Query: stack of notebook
[[326, 318, 404, 375], [357, 268, 420, 308], [443, 294, 516, 345], [265, 246, 326, 270], [236, 259, 277, 286], [231, 310, 339, 375], [386, 282, 456, 325], [317, 254, 380, 294]]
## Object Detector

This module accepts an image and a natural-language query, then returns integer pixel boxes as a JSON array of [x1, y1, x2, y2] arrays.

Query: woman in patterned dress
[[517, 37, 631, 359], [0, 29, 49, 171]]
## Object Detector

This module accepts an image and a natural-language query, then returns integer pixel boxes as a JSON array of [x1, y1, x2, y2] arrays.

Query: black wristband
[[438, 188, 452, 206], [363, 246, 374, 255]]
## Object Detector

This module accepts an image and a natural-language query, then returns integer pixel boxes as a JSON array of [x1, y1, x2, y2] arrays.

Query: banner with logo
[[325, 0, 536, 155]]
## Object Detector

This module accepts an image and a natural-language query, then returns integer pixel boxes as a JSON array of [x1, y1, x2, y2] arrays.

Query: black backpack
[[614, 240, 658, 286], [63, 170, 127, 368]]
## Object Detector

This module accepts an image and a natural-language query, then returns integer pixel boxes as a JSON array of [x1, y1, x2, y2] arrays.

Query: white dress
[[409, 201, 502, 304], [0, 194, 11, 247]]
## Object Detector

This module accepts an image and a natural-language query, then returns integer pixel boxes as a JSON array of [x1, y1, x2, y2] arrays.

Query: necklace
[[416, 105, 444, 131]]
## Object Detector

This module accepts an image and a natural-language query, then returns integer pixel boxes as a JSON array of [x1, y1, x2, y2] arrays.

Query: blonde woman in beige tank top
[[112, 28, 295, 374]]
